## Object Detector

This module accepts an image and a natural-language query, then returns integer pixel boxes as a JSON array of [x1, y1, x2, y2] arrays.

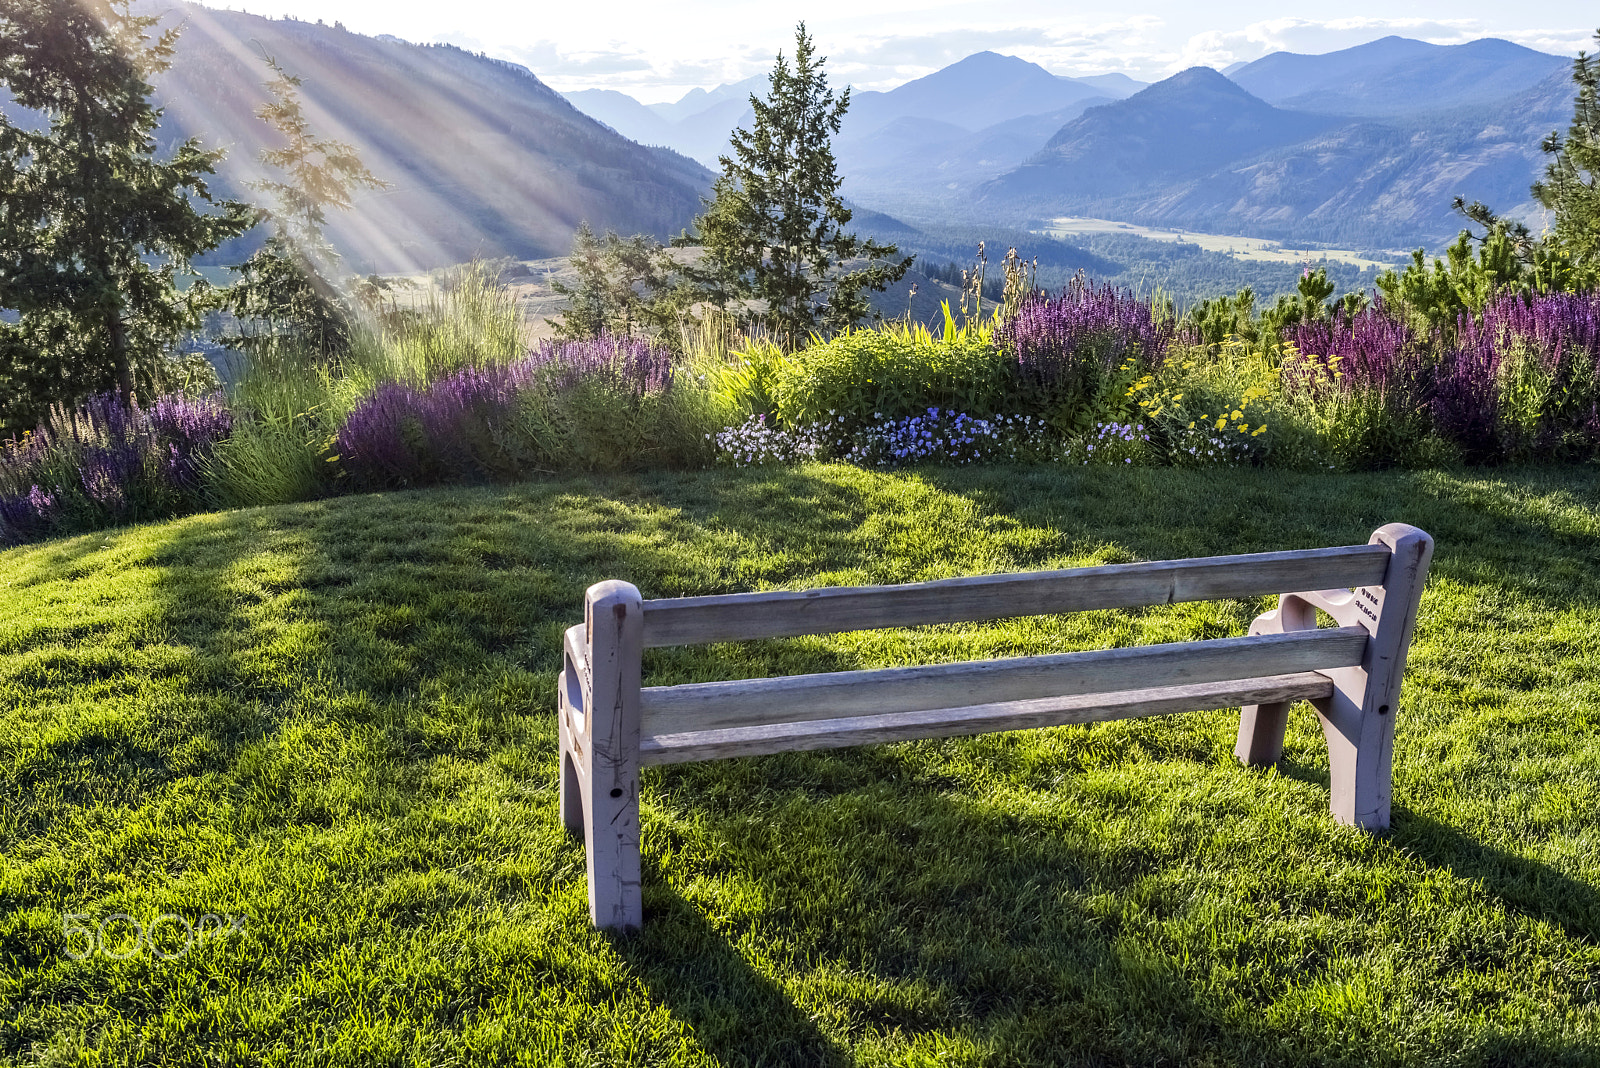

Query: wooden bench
[[558, 523, 1433, 930]]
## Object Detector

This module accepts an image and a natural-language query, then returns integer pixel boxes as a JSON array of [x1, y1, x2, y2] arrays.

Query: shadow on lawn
[[1393, 808, 1600, 944], [1273, 757, 1598, 945], [613, 861, 853, 1068]]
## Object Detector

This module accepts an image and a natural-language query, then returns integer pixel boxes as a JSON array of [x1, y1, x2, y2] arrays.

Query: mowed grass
[[2, 464, 1598, 1066]]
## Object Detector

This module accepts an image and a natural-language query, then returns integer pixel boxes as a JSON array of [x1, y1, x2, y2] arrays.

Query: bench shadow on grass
[[610, 858, 853, 1068], [1273, 758, 1598, 944], [637, 743, 1274, 1065]]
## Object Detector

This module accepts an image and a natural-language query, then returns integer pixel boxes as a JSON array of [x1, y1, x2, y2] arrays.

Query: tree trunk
[[109, 307, 134, 408]]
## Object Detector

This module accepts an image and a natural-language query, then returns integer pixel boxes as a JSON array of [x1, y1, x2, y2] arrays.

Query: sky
[[196, 1, 1599, 102]]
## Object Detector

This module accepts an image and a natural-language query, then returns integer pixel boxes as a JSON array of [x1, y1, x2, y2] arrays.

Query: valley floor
[[2, 465, 1598, 1065]]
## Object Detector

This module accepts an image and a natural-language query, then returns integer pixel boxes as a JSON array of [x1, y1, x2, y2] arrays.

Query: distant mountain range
[[975, 50, 1572, 247], [564, 36, 1576, 249], [564, 52, 1147, 169], [1226, 35, 1568, 116], [135, 5, 714, 271], [9, 8, 1575, 274]]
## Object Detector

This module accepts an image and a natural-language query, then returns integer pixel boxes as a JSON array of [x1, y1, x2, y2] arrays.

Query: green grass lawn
[[2, 464, 1598, 1066]]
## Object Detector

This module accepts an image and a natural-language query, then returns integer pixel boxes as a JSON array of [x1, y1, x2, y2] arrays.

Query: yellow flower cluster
[[1128, 364, 1271, 438], [1294, 351, 1346, 387]]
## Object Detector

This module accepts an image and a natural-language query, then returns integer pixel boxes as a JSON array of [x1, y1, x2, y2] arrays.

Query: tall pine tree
[[1532, 31, 1600, 272], [697, 23, 908, 348], [0, 0, 251, 428], [1455, 29, 1600, 291]]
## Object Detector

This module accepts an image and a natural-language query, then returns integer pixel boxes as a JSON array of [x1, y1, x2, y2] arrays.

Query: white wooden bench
[[558, 523, 1432, 930]]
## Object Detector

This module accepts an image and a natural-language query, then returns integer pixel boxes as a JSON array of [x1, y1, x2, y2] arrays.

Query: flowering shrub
[[0, 392, 232, 544], [999, 277, 1176, 419], [337, 334, 701, 487], [1282, 291, 1600, 466], [1436, 290, 1600, 461]]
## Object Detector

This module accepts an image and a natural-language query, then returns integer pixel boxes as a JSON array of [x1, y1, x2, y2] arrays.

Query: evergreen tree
[[550, 224, 695, 341], [0, 0, 252, 428], [226, 55, 387, 356], [1452, 30, 1600, 292], [1532, 31, 1600, 271], [697, 23, 909, 348]]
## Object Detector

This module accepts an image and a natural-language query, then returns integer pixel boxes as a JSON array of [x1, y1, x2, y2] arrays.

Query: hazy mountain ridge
[[1228, 36, 1569, 117], [986, 68, 1336, 202], [144, 6, 713, 271], [973, 56, 1573, 247], [556, 35, 1574, 250], [563, 51, 1144, 172]]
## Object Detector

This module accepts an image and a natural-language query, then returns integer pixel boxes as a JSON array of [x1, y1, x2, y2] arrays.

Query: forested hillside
[[146, 5, 713, 271]]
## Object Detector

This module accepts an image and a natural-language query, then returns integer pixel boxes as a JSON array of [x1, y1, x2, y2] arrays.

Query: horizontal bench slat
[[640, 672, 1336, 765], [639, 626, 1366, 735], [640, 544, 1391, 647]]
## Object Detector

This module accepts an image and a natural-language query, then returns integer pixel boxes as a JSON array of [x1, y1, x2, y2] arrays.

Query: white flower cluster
[[1161, 423, 1259, 466], [710, 409, 1263, 470], [847, 409, 1056, 467], [710, 414, 828, 466], [1062, 421, 1149, 465]]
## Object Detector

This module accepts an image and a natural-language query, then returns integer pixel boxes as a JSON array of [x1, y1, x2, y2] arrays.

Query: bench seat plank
[[640, 626, 1367, 735], [639, 672, 1337, 765], [641, 544, 1391, 647]]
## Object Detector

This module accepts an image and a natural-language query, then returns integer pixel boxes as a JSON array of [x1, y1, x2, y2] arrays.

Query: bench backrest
[[558, 523, 1433, 929]]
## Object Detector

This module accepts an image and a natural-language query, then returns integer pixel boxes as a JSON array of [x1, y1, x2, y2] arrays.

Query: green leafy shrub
[[772, 315, 1009, 428]]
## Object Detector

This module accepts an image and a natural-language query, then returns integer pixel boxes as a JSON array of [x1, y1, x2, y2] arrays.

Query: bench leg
[[1235, 699, 1292, 766], [578, 581, 645, 931], [559, 747, 584, 837], [1315, 679, 1393, 830], [1236, 596, 1316, 767], [1238, 524, 1432, 831]]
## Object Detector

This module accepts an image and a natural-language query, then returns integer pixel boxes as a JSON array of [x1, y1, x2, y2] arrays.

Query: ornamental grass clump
[[0, 392, 231, 544]]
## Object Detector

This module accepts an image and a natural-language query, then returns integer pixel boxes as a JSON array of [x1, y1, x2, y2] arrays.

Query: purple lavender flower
[[336, 334, 678, 487], [999, 277, 1175, 404], [0, 390, 233, 544]]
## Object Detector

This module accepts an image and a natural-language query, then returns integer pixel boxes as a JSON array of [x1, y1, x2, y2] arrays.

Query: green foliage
[[224, 54, 387, 357], [1182, 269, 1357, 356], [550, 224, 694, 343], [698, 337, 788, 423], [1375, 230, 1526, 333], [771, 316, 1008, 427], [1532, 31, 1600, 274], [0, 0, 252, 429], [697, 23, 910, 347], [1296, 387, 1440, 471]]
